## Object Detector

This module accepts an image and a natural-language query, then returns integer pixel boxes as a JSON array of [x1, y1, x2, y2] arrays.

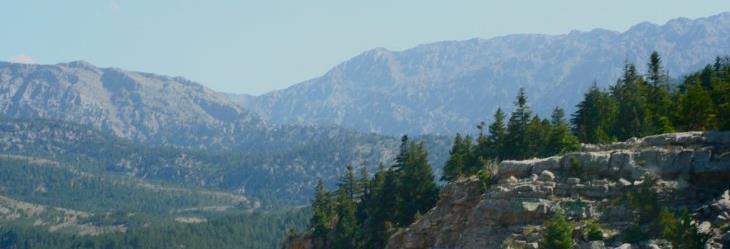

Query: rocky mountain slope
[[385, 131, 730, 249], [0, 61, 451, 203], [246, 12, 730, 135], [0, 60, 411, 154], [0, 60, 256, 150]]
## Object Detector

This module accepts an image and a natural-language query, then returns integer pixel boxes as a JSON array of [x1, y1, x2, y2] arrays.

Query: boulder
[[614, 243, 633, 249], [567, 177, 581, 185], [538, 170, 556, 182], [578, 241, 606, 249]]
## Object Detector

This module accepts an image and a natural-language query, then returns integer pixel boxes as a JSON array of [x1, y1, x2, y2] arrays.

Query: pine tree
[[395, 141, 438, 227], [541, 213, 575, 249], [678, 81, 717, 130], [355, 163, 370, 224], [504, 88, 532, 160], [646, 52, 674, 133], [360, 164, 392, 249], [709, 62, 730, 130], [442, 134, 467, 181], [611, 63, 653, 140], [310, 179, 334, 243], [545, 107, 580, 156], [338, 164, 358, 203], [356, 162, 369, 201], [571, 83, 616, 143], [526, 115, 550, 158], [331, 188, 358, 249], [487, 108, 507, 159]]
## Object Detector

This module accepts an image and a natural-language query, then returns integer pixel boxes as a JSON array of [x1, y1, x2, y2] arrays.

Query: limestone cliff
[[386, 131, 730, 249]]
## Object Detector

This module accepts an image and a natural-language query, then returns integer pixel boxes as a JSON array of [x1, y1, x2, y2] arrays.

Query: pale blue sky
[[2, 1, 730, 95]]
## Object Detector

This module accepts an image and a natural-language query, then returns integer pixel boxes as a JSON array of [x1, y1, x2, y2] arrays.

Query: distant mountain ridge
[[0, 60, 404, 154], [241, 12, 730, 135], [0, 62, 450, 203]]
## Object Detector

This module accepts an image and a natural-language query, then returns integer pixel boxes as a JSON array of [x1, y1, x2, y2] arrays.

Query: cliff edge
[[386, 131, 730, 249]]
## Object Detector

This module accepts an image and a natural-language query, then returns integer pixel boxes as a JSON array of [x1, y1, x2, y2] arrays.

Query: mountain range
[[0, 61, 450, 204], [239, 12, 730, 135]]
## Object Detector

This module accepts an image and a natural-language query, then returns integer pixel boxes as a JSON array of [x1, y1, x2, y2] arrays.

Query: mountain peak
[[250, 13, 730, 136], [59, 60, 98, 70]]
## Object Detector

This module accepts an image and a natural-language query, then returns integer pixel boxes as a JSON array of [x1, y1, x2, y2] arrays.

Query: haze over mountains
[[1, 9, 729, 248], [239, 12, 730, 135], [0, 61, 454, 204]]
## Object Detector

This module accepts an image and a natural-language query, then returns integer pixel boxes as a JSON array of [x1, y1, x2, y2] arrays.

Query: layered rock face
[[387, 131, 730, 249]]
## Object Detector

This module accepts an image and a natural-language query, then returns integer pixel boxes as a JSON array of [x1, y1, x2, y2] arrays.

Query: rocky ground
[[386, 131, 730, 249]]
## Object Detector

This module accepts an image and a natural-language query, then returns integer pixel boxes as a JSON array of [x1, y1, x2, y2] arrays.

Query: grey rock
[[579, 241, 606, 249], [539, 170, 556, 182], [567, 177, 581, 185], [614, 243, 632, 249]]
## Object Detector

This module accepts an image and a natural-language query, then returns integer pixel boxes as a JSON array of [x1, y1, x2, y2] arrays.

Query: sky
[[2, 1, 730, 95]]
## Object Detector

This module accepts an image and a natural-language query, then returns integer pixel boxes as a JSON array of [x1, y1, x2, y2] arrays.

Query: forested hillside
[[287, 53, 730, 249]]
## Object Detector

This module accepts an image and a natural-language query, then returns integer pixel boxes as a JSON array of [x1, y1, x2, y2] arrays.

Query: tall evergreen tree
[[442, 134, 467, 181], [395, 141, 438, 227], [678, 81, 717, 130], [356, 162, 369, 201], [646, 51, 674, 133], [526, 115, 550, 158], [310, 179, 334, 244], [571, 83, 616, 143], [338, 164, 358, 203], [611, 63, 653, 140], [504, 88, 532, 160], [487, 108, 507, 160], [545, 107, 580, 156], [331, 188, 358, 249], [360, 164, 392, 249]]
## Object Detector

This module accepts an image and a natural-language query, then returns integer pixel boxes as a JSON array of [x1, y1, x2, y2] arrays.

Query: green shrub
[[567, 157, 585, 179], [541, 213, 575, 249], [586, 222, 604, 241]]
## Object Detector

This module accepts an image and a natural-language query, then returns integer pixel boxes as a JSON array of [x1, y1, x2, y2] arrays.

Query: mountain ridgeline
[[243, 12, 730, 135], [0, 61, 451, 204]]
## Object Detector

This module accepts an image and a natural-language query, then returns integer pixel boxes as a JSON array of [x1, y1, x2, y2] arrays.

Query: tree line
[[296, 52, 729, 249], [305, 136, 438, 249], [444, 52, 730, 181]]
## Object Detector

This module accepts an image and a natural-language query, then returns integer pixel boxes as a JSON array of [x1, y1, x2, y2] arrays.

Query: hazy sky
[[2, 1, 730, 95]]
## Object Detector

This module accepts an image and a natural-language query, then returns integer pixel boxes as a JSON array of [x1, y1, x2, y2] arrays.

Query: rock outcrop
[[386, 131, 730, 249]]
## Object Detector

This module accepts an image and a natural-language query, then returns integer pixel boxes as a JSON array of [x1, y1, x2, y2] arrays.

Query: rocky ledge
[[386, 131, 730, 249]]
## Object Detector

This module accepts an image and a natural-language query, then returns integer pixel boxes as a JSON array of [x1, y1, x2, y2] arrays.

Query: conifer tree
[[571, 83, 616, 143], [360, 164, 392, 249], [526, 115, 550, 158], [338, 164, 358, 203], [395, 141, 438, 227], [310, 179, 334, 243], [678, 81, 717, 130], [646, 52, 674, 133], [545, 107, 580, 156], [611, 63, 653, 140], [356, 162, 369, 201], [487, 108, 507, 159], [332, 188, 358, 249], [504, 88, 532, 160], [442, 134, 467, 181]]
